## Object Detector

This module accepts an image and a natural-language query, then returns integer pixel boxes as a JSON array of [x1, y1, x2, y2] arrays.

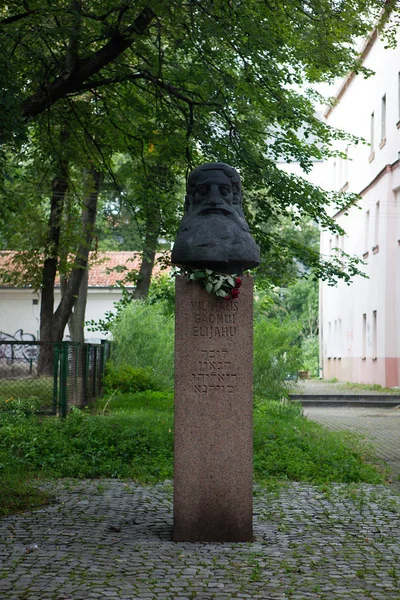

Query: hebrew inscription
[[193, 345, 238, 395]]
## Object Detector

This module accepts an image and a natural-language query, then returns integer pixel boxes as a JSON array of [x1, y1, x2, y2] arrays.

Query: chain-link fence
[[0, 340, 111, 416]]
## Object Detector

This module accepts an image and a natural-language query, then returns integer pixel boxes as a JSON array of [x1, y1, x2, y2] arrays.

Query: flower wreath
[[176, 267, 242, 300]]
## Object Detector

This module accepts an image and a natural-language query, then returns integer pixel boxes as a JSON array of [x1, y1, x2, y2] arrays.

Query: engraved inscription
[[191, 300, 239, 312], [193, 325, 237, 339], [193, 348, 237, 395]]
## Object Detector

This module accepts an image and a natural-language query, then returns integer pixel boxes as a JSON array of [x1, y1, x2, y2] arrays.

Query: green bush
[[253, 316, 302, 399], [301, 334, 319, 377], [103, 363, 156, 394], [0, 393, 384, 487], [0, 406, 174, 481], [0, 395, 43, 415], [111, 301, 174, 390]]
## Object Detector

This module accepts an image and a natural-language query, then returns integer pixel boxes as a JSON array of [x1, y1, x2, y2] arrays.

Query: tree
[[0, 0, 398, 338]]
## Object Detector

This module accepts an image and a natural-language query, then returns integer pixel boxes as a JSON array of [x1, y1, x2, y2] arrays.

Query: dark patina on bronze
[[171, 163, 260, 274]]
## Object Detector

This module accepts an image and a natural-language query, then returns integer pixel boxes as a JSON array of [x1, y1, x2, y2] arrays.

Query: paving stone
[[1, 417, 400, 600]]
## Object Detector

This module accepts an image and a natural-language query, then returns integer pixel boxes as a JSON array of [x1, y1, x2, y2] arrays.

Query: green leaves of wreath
[[178, 268, 242, 300]]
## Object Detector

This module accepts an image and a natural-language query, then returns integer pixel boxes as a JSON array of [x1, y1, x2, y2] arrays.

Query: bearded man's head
[[171, 163, 260, 274]]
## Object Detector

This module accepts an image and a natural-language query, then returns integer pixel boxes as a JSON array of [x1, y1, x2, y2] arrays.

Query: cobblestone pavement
[[2, 478, 400, 599], [305, 406, 400, 490]]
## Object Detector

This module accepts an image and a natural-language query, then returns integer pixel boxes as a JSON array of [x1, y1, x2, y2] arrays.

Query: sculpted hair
[[185, 163, 242, 211]]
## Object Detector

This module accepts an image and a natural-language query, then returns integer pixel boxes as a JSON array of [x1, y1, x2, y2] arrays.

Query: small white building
[[320, 23, 400, 386], [0, 251, 165, 343]]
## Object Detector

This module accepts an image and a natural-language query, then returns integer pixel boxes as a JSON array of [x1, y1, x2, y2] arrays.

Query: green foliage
[[110, 301, 174, 390], [103, 363, 157, 394], [253, 400, 385, 484], [96, 390, 174, 413], [0, 451, 51, 517], [1, 1, 396, 287], [181, 269, 242, 300], [0, 395, 43, 416], [0, 377, 54, 411], [0, 406, 174, 481], [0, 391, 384, 509], [301, 335, 319, 377], [147, 273, 176, 316], [253, 315, 303, 399]]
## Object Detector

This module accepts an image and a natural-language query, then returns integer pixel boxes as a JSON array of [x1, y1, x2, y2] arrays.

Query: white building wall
[[0, 287, 128, 343], [319, 23, 400, 386]]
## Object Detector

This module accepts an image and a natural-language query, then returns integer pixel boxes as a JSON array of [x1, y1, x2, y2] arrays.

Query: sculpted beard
[[171, 163, 260, 273]]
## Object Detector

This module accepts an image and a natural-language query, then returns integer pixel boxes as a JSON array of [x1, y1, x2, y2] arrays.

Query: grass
[[342, 381, 400, 394], [0, 376, 54, 411], [253, 400, 385, 484], [0, 391, 387, 516]]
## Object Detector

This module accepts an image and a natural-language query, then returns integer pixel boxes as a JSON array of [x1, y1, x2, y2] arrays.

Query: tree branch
[[21, 6, 156, 119], [0, 10, 37, 27]]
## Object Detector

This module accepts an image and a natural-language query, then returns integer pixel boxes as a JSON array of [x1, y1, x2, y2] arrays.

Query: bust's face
[[191, 169, 235, 215], [171, 162, 260, 273]]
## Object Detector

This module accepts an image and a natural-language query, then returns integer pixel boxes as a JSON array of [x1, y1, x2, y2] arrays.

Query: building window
[[334, 234, 339, 251], [370, 112, 375, 151], [381, 94, 386, 142], [362, 313, 367, 358], [374, 201, 380, 248], [372, 310, 377, 359], [364, 209, 370, 254], [343, 146, 349, 185], [328, 321, 332, 357], [334, 319, 337, 358], [398, 73, 400, 125]]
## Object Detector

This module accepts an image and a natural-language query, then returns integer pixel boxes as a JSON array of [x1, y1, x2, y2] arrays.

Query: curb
[[290, 394, 400, 408]]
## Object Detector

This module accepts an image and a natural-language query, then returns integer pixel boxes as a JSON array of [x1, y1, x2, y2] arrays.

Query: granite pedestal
[[173, 276, 253, 542]]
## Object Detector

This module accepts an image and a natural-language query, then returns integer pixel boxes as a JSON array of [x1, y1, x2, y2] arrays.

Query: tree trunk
[[38, 167, 68, 375], [54, 167, 102, 339], [132, 208, 161, 299], [38, 167, 102, 375], [67, 265, 88, 343]]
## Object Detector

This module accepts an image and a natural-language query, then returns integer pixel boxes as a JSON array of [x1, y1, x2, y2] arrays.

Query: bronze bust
[[171, 163, 260, 274]]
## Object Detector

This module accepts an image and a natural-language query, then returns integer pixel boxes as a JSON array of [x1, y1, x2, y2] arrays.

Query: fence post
[[99, 340, 107, 396], [59, 341, 69, 418], [52, 343, 60, 415], [82, 344, 89, 405]]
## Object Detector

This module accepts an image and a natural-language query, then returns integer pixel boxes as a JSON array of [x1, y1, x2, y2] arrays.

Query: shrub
[[0, 395, 43, 415], [253, 316, 302, 399], [103, 363, 156, 394], [301, 334, 319, 377], [111, 301, 174, 390], [0, 394, 384, 486]]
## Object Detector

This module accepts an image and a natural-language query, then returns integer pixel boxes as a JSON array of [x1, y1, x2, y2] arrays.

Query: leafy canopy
[[0, 1, 398, 283]]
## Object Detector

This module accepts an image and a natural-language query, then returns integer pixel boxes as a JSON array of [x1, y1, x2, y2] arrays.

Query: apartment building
[[320, 24, 400, 386]]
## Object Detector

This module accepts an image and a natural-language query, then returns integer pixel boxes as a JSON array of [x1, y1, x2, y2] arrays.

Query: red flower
[[224, 295, 231, 300], [231, 288, 240, 298], [235, 277, 242, 288]]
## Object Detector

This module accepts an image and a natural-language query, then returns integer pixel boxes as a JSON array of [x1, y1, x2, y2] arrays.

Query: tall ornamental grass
[[110, 298, 302, 398], [111, 301, 174, 390], [253, 317, 302, 399]]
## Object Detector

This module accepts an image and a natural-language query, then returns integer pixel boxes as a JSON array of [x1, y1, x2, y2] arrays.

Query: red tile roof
[[0, 251, 169, 288]]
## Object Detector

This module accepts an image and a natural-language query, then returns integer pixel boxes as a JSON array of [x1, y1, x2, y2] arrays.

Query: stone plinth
[[173, 276, 253, 542]]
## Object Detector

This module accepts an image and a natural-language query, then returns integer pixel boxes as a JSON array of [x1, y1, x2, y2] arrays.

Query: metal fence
[[0, 340, 111, 417]]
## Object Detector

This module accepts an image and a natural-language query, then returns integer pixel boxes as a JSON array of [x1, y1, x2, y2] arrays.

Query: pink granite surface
[[173, 276, 253, 542]]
